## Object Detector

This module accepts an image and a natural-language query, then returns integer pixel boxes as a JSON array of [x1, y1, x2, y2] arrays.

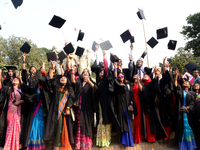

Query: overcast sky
[[0, 0, 199, 68]]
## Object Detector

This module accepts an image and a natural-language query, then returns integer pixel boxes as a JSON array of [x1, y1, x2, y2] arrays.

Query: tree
[[0, 35, 51, 73], [166, 47, 199, 74], [181, 12, 200, 56]]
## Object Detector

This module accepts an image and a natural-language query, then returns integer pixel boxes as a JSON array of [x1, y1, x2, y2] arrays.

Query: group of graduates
[[0, 43, 200, 150]]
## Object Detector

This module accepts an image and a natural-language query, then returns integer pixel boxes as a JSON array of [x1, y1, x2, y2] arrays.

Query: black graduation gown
[[43, 77, 74, 144], [73, 79, 98, 139], [144, 79, 168, 139], [21, 74, 53, 148], [149, 71, 174, 128], [173, 85, 195, 142], [96, 69, 120, 130], [194, 93, 200, 150], [0, 85, 30, 147], [114, 79, 137, 134], [2, 78, 12, 87], [22, 69, 38, 87]]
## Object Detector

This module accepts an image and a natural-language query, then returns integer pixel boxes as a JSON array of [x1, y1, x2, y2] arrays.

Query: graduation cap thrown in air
[[130, 36, 135, 43], [144, 67, 152, 75], [168, 40, 177, 50], [110, 53, 119, 63], [11, 0, 23, 9], [99, 40, 113, 50], [147, 37, 158, 48], [120, 30, 132, 43], [77, 30, 84, 41], [46, 52, 57, 62], [137, 8, 146, 20], [92, 41, 98, 51], [75, 46, 85, 57], [20, 42, 31, 54], [49, 15, 66, 28], [58, 51, 66, 61], [185, 62, 199, 72], [5, 66, 17, 71], [157, 27, 168, 39], [141, 51, 147, 59], [63, 43, 75, 54]]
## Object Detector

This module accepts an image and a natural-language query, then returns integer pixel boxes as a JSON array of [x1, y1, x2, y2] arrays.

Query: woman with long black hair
[[0, 76, 28, 150], [42, 61, 74, 150], [3, 66, 17, 87]]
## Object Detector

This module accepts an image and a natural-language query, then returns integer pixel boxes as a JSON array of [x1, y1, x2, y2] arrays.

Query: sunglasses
[[118, 75, 124, 78]]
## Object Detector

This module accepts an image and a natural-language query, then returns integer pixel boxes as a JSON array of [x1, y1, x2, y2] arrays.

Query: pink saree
[[3, 90, 22, 150]]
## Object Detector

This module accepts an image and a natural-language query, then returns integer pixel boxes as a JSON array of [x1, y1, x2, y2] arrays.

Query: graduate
[[141, 74, 156, 142], [71, 67, 98, 149], [21, 53, 38, 87], [130, 74, 148, 144], [113, 62, 135, 147], [173, 69, 197, 150], [0, 75, 28, 150], [95, 51, 120, 147], [3, 66, 17, 87], [192, 82, 200, 150], [42, 61, 74, 150]]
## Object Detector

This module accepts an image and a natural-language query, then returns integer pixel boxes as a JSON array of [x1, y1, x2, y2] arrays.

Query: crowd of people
[[0, 43, 200, 150]]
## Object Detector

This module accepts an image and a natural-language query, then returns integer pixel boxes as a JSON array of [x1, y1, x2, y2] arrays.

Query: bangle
[[66, 107, 70, 110], [186, 106, 189, 110], [71, 72, 75, 75], [114, 69, 117, 72], [131, 103, 133, 106], [164, 65, 166, 67]]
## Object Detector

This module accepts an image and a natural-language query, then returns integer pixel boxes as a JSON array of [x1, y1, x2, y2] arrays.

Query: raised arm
[[22, 53, 26, 70], [103, 50, 108, 76]]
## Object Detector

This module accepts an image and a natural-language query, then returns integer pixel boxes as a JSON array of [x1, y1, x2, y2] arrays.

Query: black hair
[[29, 66, 37, 74], [58, 76, 71, 93], [117, 72, 126, 84], [6, 69, 16, 80], [8, 78, 21, 99]]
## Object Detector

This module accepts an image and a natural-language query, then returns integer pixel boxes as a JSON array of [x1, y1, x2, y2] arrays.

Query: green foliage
[[0, 35, 51, 73], [181, 12, 200, 56], [166, 47, 200, 74]]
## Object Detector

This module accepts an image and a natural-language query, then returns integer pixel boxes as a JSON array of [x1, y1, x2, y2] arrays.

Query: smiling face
[[30, 66, 36, 75], [136, 60, 143, 68], [118, 73, 124, 83], [73, 65, 78, 74], [12, 78, 19, 85], [82, 68, 90, 80], [142, 74, 149, 81], [8, 69, 14, 77], [60, 76, 67, 85], [182, 81, 190, 89], [193, 83, 200, 90]]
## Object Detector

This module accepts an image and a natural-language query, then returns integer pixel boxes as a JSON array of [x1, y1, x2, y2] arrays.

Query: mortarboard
[[77, 30, 84, 41], [141, 51, 147, 58], [63, 43, 75, 54], [144, 67, 152, 75], [120, 30, 132, 43], [110, 53, 119, 63], [130, 36, 135, 43], [168, 40, 177, 50], [92, 41, 98, 51], [58, 51, 66, 61], [75, 46, 85, 57], [185, 62, 199, 72], [137, 8, 146, 20], [11, 0, 23, 9], [5, 66, 17, 71], [99, 40, 113, 50], [46, 52, 57, 62], [49, 15, 66, 28], [20, 42, 31, 53], [157, 27, 168, 39], [147, 37, 158, 48]]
